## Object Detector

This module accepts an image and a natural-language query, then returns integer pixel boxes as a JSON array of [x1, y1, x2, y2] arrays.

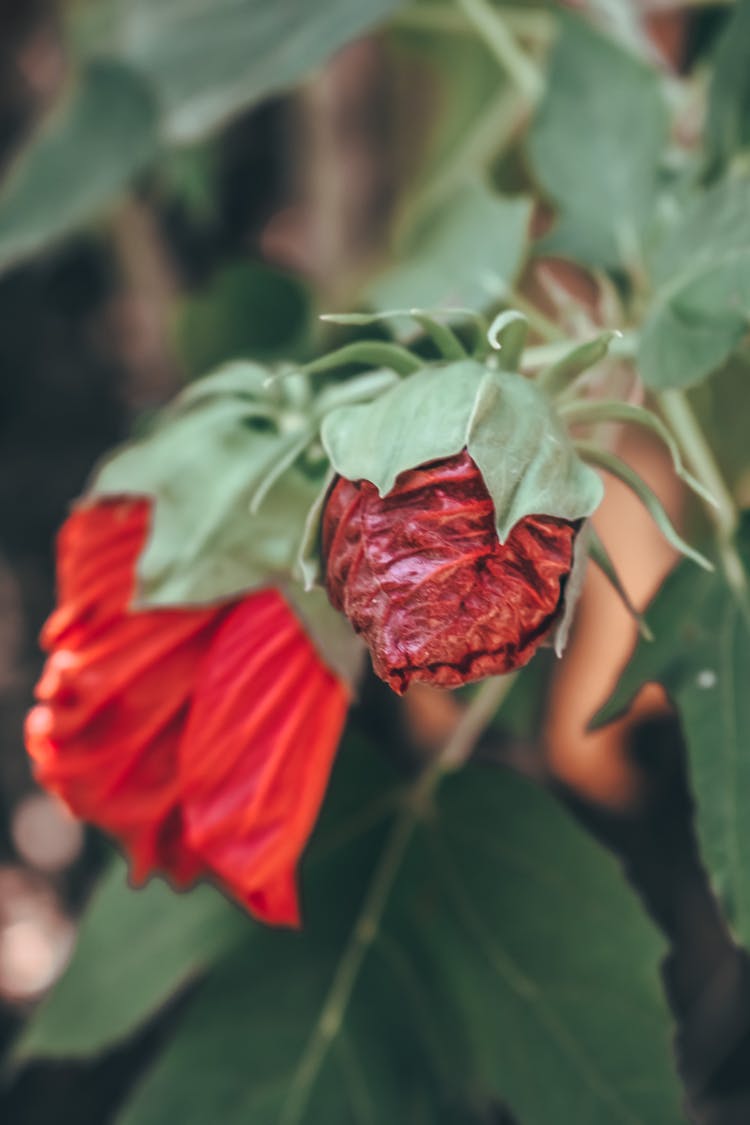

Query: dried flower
[[323, 450, 577, 694]]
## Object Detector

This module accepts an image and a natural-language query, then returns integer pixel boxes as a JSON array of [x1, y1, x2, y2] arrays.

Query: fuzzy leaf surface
[[528, 13, 666, 270], [596, 519, 750, 942], [321, 362, 603, 539], [638, 178, 750, 389]]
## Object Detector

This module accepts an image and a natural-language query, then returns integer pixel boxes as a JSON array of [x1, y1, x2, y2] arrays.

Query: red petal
[[26, 500, 226, 885], [179, 589, 349, 927]]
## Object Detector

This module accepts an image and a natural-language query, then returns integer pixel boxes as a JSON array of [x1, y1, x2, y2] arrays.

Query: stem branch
[[457, 0, 544, 102]]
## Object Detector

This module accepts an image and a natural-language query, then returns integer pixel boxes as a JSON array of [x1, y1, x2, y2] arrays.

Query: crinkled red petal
[[323, 450, 577, 693], [179, 589, 349, 927]]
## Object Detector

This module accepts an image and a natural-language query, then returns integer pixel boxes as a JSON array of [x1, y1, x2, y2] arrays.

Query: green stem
[[457, 0, 544, 102], [658, 389, 747, 600], [278, 674, 516, 1125], [400, 85, 527, 229]]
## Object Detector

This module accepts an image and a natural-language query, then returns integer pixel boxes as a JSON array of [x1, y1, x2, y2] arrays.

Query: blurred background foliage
[[2, 1, 750, 1123]]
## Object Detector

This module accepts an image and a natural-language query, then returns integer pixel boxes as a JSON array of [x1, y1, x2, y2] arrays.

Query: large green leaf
[[15, 858, 247, 1058], [0, 61, 158, 275], [119, 755, 682, 1124], [76, 0, 406, 142], [706, 0, 750, 172], [368, 180, 532, 314], [596, 519, 750, 942], [527, 13, 667, 270], [321, 361, 603, 538], [638, 178, 750, 390]]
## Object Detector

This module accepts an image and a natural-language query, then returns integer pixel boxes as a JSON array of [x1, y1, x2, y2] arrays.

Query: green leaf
[[638, 177, 750, 390], [119, 756, 682, 1124], [321, 361, 603, 538], [527, 13, 667, 270], [595, 519, 750, 944], [91, 363, 319, 606], [76, 0, 406, 143], [706, 0, 750, 172], [368, 180, 532, 315], [0, 62, 158, 275], [15, 858, 247, 1059]]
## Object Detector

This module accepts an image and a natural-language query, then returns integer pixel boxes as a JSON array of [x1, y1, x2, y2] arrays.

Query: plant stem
[[457, 0, 545, 102], [658, 390, 748, 600], [399, 85, 527, 230], [278, 673, 516, 1125]]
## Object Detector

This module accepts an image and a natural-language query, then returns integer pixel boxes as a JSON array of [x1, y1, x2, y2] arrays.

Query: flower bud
[[323, 450, 578, 694]]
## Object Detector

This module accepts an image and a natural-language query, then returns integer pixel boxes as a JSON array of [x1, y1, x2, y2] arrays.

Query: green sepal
[[560, 398, 718, 507], [548, 519, 591, 658], [90, 362, 319, 607], [299, 340, 422, 378], [536, 331, 618, 396], [320, 309, 468, 361], [296, 467, 336, 590], [575, 441, 714, 572], [487, 309, 528, 371], [321, 361, 603, 541], [283, 583, 365, 690], [588, 525, 654, 642]]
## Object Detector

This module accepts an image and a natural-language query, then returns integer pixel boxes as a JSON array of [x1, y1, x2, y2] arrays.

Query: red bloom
[[25, 498, 349, 926], [323, 450, 577, 694]]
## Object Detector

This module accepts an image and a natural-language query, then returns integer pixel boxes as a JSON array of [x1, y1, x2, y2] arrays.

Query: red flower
[[323, 450, 577, 694], [25, 498, 349, 926]]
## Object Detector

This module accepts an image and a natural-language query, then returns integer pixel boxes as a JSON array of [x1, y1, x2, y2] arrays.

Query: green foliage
[[92, 363, 320, 605], [706, 0, 750, 173], [322, 361, 603, 539], [528, 13, 667, 270], [638, 177, 750, 390], [12, 1, 750, 1118], [368, 180, 532, 313], [0, 62, 158, 275], [597, 518, 750, 943], [0, 0, 405, 274], [74, 0, 406, 142], [15, 859, 247, 1058], [36, 743, 681, 1124]]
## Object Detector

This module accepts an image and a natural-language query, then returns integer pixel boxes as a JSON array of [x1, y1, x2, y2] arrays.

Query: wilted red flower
[[25, 498, 349, 926], [323, 450, 577, 694]]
